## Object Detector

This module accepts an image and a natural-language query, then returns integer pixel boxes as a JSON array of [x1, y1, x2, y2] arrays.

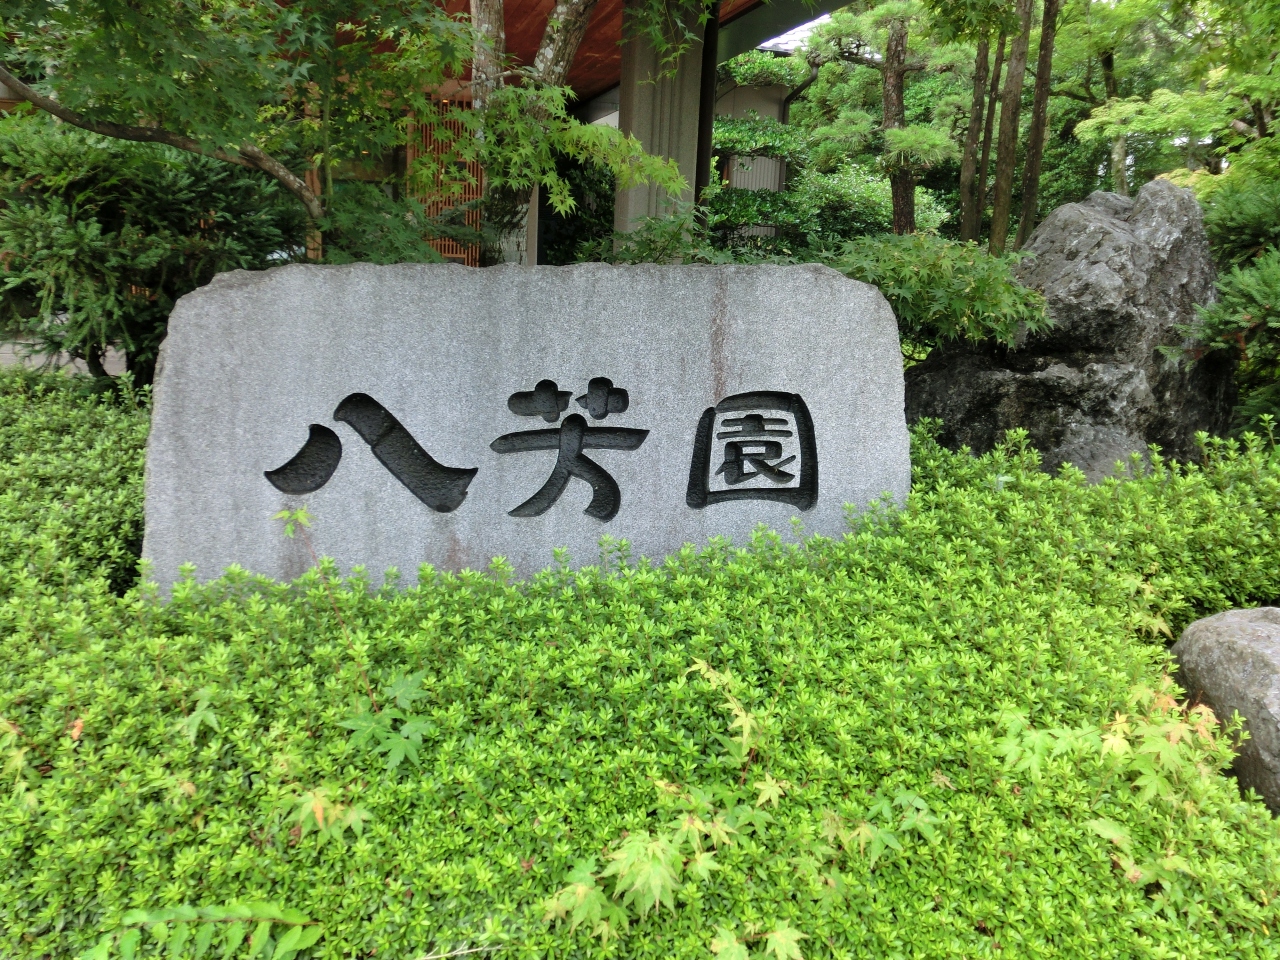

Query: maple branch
[[0, 61, 324, 221]]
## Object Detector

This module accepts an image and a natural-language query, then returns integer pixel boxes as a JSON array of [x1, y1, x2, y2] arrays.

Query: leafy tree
[[1202, 179, 1280, 268], [467, 0, 712, 257], [0, 0, 679, 261], [0, 113, 304, 384], [924, 0, 1019, 241], [804, 3, 962, 233]]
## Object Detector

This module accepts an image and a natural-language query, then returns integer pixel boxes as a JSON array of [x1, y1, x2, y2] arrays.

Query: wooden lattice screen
[[406, 102, 483, 267]]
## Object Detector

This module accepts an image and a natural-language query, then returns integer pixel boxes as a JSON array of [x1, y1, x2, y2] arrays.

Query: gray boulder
[[1172, 608, 1280, 813], [906, 178, 1235, 479]]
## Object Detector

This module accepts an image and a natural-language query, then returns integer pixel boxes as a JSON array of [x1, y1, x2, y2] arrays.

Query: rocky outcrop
[[1173, 608, 1280, 814], [906, 179, 1236, 478]]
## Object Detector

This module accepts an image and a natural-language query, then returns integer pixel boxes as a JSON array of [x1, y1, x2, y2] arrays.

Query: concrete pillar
[[614, 16, 704, 231]]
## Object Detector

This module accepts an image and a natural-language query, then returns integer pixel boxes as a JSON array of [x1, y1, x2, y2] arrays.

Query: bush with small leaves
[[2, 370, 1280, 959], [832, 232, 1050, 347]]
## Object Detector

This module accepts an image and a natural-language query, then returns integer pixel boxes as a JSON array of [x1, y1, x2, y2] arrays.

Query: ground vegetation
[[2, 370, 1280, 959]]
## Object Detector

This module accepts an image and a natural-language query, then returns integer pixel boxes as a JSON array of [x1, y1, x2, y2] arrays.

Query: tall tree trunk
[[988, 0, 1033, 256], [882, 17, 914, 234], [470, 0, 506, 261], [1100, 49, 1127, 196], [1014, 0, 1060, 249], [959, 35, 991, 242], [470, 0, 505, 117], [496, 0, 601, 264], [977, 32, 1006, 226], [1110, 133, 1129, 195], [532, 0, 600, 88]]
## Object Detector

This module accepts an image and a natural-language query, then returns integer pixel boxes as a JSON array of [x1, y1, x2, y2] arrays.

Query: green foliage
[[4, 368, 1280, 957], [1, 0, 474, 204], [713, 116, 809, 165], [880, 124, 959, 173], [539, 156, 617, 266], [469, 85, 684, 217], [87, 903, 321, 960], [0, 114, 304, 382], [0, 0, 681, 261], [831, 233, 1049, 345], [1185, 248, 1280, 432], [0, 371, 147, 595], [317, 187, 479, 266], [1201, 178, 1280, 268], [719, 51, 811, 90], [705, 166, 950, 257], [578, 203, 751, 266]]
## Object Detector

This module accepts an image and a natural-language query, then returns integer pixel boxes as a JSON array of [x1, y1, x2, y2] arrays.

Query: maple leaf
[[3, 745, 28, 780], [1137, 731, 1184, 772], [848, 820, 875, 857], [1163, 719, 1192, 746], [754, 773, 788, 808], [729, 803, 773, 836], [673, 813, 707, 850], [1133, 769, 1176, 803], [599, 831, 681, 916], [1188, 704, 1218, 741], [174, 688, 219, 745], [848, 820, 901, 868], [764, 921, 808, 960], [375, 732, 420, 772], [384, 671, 428, 711], [294, 788, 338, 835], [399, 717, 434, 744], [688, 849, 719, 881], [685, 659, 713, 679], [710, 926, 749, 960], [1085, 818, 1132, 851], [337, 710, 384, 748], [543, 860, 628, 943], [726, 698, 761, 749], [703, 815, 736, 848], [340, 804, 372, 839], [1101, 729, 1130, 758]]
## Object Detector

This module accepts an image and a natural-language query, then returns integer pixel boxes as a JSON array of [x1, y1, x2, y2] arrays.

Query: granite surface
[[143, 262, 909, 584]]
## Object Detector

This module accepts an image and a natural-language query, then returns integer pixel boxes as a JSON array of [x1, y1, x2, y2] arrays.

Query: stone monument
[[143, 263, 909, 584]]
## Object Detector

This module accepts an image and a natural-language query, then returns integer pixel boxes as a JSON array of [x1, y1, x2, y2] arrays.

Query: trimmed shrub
[[2, 370, 1280, 960], [0, 371, 148, 594], [832, 233, 1049, 347]]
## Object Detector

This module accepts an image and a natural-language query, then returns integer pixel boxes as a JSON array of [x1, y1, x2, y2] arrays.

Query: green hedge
[[2, 370, 1280, 959]]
